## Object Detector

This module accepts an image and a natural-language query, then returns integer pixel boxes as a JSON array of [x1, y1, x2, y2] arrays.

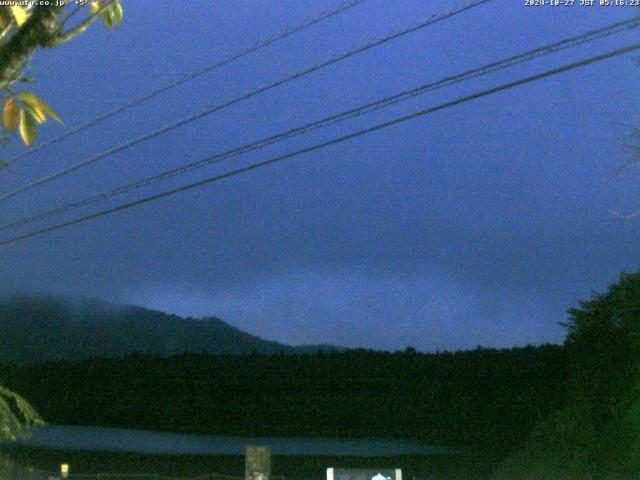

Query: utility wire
[[5, 0, 373, 165], [0, 0, 494, 203], [1, 15, 638, 232], [1, 42, 638, 248]]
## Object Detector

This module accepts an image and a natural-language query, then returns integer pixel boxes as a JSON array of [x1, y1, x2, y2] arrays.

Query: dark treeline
[[3, 269, 640, 478], [1, 345, 569, 457]]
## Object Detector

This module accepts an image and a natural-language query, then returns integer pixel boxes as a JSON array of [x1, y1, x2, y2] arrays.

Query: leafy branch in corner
[[0, 0, 123, 148], [0, 385, 44, 441]]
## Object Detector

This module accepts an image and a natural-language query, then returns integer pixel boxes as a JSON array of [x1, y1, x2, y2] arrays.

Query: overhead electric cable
[[1, 15, 638, 232], [0, 41, 637, 248], [0, 0, 493, 203], [5, 0, 373, 165]]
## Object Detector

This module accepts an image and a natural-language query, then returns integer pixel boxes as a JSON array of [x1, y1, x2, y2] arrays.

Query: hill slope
[[0, 294, 337, 362]]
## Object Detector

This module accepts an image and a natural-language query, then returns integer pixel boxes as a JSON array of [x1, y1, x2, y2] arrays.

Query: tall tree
[[564, 270, 640, 427], [498, 270, 640, 478]]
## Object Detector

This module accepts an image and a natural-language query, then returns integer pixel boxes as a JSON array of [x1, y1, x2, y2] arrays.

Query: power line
[[1, 15, 638, 232], [4, 0, 373, 166], [0, 0, 494, 203], [1, 42, 637, 248]]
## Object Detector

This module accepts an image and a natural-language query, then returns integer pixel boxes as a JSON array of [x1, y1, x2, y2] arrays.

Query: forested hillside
[[0, 295, 337, 362], [2, 345, 569, 457]]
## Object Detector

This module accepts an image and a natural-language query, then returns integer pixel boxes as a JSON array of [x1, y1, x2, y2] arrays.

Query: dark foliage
[[564, 271, 640, 429], [1, 345, 569, 458], [497, 269, 640, 479]]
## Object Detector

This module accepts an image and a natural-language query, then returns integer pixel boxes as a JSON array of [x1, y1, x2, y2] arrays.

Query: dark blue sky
[[1, 0, 639, 351]]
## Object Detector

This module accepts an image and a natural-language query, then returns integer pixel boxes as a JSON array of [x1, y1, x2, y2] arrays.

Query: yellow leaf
[[39, 101, 62, 124], [25, 104, 45, 124], [3, 98, 19, 132], [17, 91, 39, 107], [18, 90, 41, 105], [90, 1, 102, 14], [10, 6, 27, 26], [19, 110, 37, 147], [17, 91, 62, 124], [18, 92, 45, 123]]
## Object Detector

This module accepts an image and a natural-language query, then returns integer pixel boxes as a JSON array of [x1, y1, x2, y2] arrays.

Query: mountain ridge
[[0, 293, 343, 363]]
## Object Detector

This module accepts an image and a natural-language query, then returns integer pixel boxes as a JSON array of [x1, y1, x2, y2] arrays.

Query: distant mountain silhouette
[[0, 294, 342, 363]]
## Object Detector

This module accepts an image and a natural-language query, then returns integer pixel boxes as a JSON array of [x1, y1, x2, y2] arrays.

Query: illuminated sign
[[245, 445, 271, 480], [327, 468, 402, 480]]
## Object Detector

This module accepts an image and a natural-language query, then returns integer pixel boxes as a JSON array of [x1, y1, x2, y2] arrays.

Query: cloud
[[123, 266, 566, 351]]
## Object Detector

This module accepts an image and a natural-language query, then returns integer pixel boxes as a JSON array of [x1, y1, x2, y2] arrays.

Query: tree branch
[[59, 4, 83, 29], [0, 24, 14, 44], [0, 5, 64, 89], [48, 1, 116, 47]]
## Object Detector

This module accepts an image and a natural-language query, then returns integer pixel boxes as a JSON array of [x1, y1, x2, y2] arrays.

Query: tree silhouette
[[498, 269, 640, 478]]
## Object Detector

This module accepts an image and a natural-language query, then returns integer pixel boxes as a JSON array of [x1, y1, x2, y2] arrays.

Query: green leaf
[[102, 8, 114, 30], [0, 385, 44, 441], [91, 1, 122, 30], [112, 1, 123, 26], [19, 109, 37, 147]]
